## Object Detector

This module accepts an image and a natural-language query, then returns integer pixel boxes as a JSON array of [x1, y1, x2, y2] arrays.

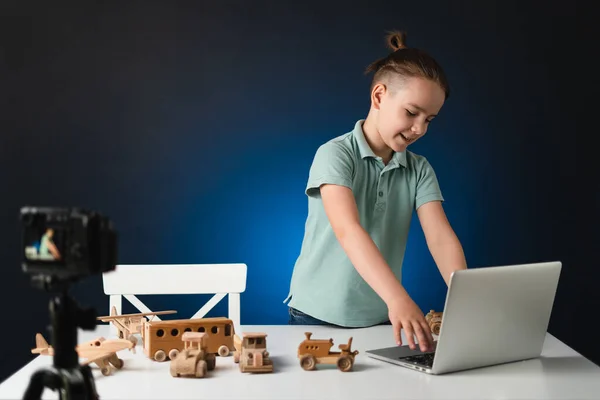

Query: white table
[[1, 324, 598, 399]]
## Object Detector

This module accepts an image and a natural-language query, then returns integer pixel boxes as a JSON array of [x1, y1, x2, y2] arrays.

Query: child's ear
[[371, 83, 386, 111]]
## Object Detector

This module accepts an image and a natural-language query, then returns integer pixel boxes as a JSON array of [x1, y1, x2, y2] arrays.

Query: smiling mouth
[[399, 132, 414, 143]]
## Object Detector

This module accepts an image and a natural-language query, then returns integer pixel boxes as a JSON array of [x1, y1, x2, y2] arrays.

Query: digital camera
[[21, 206, 117, 282]]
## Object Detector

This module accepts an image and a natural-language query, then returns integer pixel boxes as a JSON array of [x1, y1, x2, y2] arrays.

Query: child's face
[[375, 76, 446, 152]]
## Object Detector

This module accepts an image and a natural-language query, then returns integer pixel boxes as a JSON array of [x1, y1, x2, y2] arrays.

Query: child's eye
[[406, 109, 417, 116]]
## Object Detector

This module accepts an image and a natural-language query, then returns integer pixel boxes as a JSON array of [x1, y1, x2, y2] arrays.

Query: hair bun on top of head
[[364, 29, 409, 74], [386, 30, 407, 51]]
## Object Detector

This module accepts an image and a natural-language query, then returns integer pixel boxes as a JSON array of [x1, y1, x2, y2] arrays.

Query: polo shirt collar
[[353, 119, 407, 168]]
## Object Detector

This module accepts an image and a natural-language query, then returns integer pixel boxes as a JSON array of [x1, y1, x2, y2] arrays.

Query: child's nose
[[411, 123, 426, 135]]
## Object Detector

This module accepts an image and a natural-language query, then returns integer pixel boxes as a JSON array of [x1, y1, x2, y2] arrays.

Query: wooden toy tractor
[[170, 332, 216, 378], [425, 310, 443, 335], [233, 332, 273, 373], [297, 332, 358, 372]]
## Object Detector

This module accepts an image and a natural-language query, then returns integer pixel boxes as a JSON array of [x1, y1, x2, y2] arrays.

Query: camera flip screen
[[21, 206, 117, 282], [24, 224, 66, 265]]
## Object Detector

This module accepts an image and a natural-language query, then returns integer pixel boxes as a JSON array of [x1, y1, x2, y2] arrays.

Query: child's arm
[[417, 201, 467, 284], [321, 183, 434, 352]]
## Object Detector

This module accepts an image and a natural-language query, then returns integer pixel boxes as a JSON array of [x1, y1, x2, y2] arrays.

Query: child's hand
[[387, 295, 434, 352]]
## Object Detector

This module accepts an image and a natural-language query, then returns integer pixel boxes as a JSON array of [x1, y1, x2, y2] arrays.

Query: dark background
[[2, 0, 591, 384]]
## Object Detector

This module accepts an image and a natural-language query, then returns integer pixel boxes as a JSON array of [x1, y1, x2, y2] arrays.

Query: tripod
[[23, 278, 100, 400]]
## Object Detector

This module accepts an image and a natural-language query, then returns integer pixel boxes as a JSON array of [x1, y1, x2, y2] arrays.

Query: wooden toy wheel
[[100, 366, 111, 376], [154, 350, 167, 362], [233, 351, 240, 363], [111, 358, 124, 369], [300, 354, 316, 371], [168, 349, 179, 360], [195, 360, 208, 378], [218, 345, 230, 357], [337, 355, 353, 372], [206, 354, 216, 370], [169, 361, 179, 377], [432, 324, 441, 335]]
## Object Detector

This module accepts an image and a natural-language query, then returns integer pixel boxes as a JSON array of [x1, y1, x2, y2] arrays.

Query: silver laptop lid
[[432, 261, 562, 374]]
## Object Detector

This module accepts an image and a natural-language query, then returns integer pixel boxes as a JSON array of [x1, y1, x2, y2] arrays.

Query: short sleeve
[[415, 157, 444, 209], [305, 143, 354, 198]]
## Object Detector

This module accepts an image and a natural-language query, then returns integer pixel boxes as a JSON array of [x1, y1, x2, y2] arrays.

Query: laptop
[[365, 261, 562, 375]]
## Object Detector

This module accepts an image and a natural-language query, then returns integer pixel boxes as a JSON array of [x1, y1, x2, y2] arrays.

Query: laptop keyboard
[[401, 352, 435, 368]]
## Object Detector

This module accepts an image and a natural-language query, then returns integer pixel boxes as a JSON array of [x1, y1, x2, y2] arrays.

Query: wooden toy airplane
[[97, 307, 177, 345], [31, 333, 135, 376]]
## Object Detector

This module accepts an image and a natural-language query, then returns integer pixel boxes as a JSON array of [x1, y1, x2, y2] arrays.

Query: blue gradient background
[[2, 0, 590, 380]]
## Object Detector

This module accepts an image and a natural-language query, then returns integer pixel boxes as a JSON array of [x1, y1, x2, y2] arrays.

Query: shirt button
[[378, 191, 383, 197]]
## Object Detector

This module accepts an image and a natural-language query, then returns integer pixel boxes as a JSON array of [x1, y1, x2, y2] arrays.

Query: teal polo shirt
[[284, 119, 444, 327]]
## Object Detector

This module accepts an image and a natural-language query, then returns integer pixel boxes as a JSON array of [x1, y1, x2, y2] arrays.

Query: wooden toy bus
[[142, 317, 235, 362]]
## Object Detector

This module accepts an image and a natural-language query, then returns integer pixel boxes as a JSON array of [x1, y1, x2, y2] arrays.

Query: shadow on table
[[439, 356, 598, 377], [267, 355, 294, 371], [351, 362, 379, 372], [537, 356, 599, 375]]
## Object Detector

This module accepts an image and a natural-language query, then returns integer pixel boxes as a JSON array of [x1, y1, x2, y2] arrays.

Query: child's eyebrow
[[407, 103, 437, 117]]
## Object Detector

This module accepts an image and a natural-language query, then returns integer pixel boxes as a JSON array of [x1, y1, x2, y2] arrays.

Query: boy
[[284, 31, 467, 353]]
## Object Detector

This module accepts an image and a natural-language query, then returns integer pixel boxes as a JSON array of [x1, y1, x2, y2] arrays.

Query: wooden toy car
[[233, 332, 273, 373], [170, 332, 216, 378], [297, 332, 358, 372], [143, 317, 235, 361], [425, 310, 443, 335]]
